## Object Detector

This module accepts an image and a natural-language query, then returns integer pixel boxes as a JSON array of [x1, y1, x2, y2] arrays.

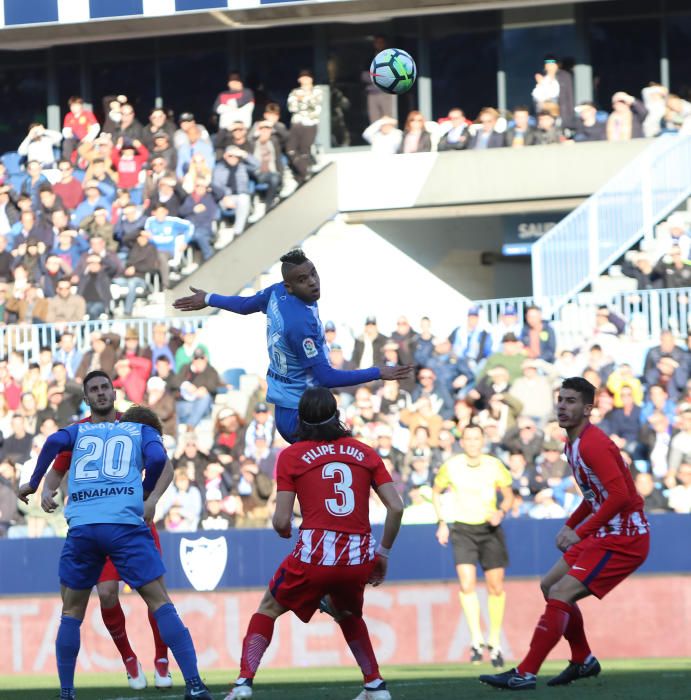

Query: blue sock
[[153, 603, 201, 686], [56, 615, 82, 691]]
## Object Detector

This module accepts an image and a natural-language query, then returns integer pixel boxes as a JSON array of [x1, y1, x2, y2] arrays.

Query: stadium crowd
[[0, 294, 690, 539], [0, 70, 323, 319]]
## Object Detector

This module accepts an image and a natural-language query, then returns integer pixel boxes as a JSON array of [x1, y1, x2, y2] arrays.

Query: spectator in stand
[[149, 131, 178, 171], [86, 158, 118, 201], [244, 402, 275, 457], [599, 384, 642, 453], [174, 112, 211, 150], [214, 71, 255, 131], [179, 179, 219, 262], [479, 333, 527, 383], [257, 102, 289, 151], [71, 180, 111, 228], [19, 161, 49, 208], [658, 214, 691, 260], [639, 410, 673, 482], [111, 138, 149, 190], [53, 159, 84, 210], [211, 146, 257, 235], [36, 185, 63, 224], [0, 236, 12, 281], [425, 336, 473, 400], [79, 132, 116, 179], [490, 304, 522, 349], [646, 356, 688, 402], [5, 284, 48, 324], [149, 175, 185, 217], [641, 83, 668, 137], [520, 304, 556, 363], [11, 210, 52, 250], [75, 330, 120, 381], [448, 306, 493, 372], [143, 155, 175, 203], [438, 108, 470, 151], [390, 316, 418, 366], [667, 461, 691, 514], [398, 110, 432, 153], [644, 330, 686, 376], [176, 348, 221, 429], [509, 359, 556, 426], [141, 107, 177, 150], [573, 101, 607, 142], [668, 408, 691, 477], [45, 278, 86, 323], [622, 251, 662, 290], [52, 229, 87, 271], [641, 383, 677, 426], [533, 109, 563, 145], [505, 106, 537, 147], [411, 367, 455, 420], [213, 121, 250, 160], [0, 186, 20, 238], [286, 69, 322, 184], [79, 207, 117, 251], [53, 331, 82, 379], [665, 93, 691, 134], [607, 91, 648, 140], [176, 125, 215, 180], [362, 116, 403, 154], [11, 238, 45, 285], [181, 153, 214, 195], [113, 230, 159, 315], [213, 407, 246, 465], [653, 246, 691, 289], [144, 203, 194, 288], [0, 458, 19, 537], [73, 234, 122, 281], [106, 103, 144, 143], [606, 363, 644, 406], [351, 316, 388, 369], [175, 326, 209, 368], [634, 471, 669, 513], [41, 254, 71, 297], [149, 323, 176, 370], [18, 123, 62, 169], [249, 121, 284, 211], [467, 108, 505, 149], [145, 375, 177, 438], [502, 416, 544, 468], [531, 55, 575, 129], [76, 254, 115, 319], [159, 467, 203, 531], [61, 96, 100, 160], [113, 202, 146, 252]]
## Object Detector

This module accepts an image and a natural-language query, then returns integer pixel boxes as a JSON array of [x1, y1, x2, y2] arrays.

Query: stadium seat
[[222, 367, 247, 390], [1, 151, 24, 175]]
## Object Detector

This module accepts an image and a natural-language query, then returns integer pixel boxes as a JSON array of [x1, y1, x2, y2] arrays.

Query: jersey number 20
[[322, 462, 355, 516], [73, 434, 134, 481]]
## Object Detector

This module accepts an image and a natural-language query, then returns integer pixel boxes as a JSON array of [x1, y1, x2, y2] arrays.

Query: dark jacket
[[352, 333, 389, 369], [114, 214, 148, 249], [179, 192, 219, 230], [176, 362, 222, 397], [126, 241, 160, 275], [467, 130, 505, 150], [574, 120, 607, 142], [397, 130, 433, 154], [504, 126, 538, 147]]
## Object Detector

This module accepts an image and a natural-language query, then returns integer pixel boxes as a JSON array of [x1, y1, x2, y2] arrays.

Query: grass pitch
[[0, 659, 688, 699]]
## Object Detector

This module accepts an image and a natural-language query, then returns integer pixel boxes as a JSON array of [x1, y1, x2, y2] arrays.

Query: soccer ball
[[369, 48, 417, 95]]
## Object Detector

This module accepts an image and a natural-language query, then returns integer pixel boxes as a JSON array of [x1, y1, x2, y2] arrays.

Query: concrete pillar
[[573, 6, 593, 104], [79, 45, 92, 111], [154, 38, 163, 108], [416, 33, 432, 119], [46, 48, 60, 132]]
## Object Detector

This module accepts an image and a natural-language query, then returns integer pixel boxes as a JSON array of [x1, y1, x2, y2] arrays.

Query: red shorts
[[98, 523, 162, 583], [268, 553, 375, 622], [563, 533, 649, 599]]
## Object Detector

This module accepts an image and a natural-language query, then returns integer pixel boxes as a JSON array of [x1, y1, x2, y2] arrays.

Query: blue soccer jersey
[[210, 282, 328, 409], [61, 421, 163, 527]]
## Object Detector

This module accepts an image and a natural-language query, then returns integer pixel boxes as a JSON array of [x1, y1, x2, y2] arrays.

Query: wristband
[[376, 544, 391, 558], [204, 293, 212, 305]]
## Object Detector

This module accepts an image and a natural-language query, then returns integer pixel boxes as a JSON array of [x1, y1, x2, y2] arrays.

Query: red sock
[[338, 616, 381, 684], [101, 602, 136, 663], [564, 603, 591, 664], [239, 613, 275, 679], [148, 608, 168, 660], [517, 599, 571, 675]]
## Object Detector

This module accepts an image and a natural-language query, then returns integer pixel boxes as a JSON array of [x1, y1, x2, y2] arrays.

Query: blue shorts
[[59, 522, 166, 590], [275, 406, 298, 443]]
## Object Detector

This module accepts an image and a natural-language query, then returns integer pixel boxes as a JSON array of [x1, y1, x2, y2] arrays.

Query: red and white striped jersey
[[276, 436, 392, 567], [292, 528, 376, 566], [565, 424, 649, 538]]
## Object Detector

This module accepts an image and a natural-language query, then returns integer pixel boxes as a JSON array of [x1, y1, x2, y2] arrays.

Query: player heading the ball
[[173, 248, 412, 442]]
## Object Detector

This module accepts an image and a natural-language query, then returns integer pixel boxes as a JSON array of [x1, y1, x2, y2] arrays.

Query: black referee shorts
[[449, 522, 509, 571]]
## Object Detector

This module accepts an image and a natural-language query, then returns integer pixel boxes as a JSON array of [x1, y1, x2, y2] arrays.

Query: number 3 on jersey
[[322, 462, 355, 516], [73, 434, 134, 481]]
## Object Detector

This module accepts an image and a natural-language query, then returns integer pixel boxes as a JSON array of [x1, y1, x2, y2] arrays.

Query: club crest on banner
[[179, 537, 228, 591]]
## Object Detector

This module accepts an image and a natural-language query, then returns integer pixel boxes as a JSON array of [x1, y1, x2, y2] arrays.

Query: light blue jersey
[[63, 421, 162, 527]]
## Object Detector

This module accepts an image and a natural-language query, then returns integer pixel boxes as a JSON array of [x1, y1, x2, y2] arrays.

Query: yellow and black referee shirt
[[434, 454, 512, 525]]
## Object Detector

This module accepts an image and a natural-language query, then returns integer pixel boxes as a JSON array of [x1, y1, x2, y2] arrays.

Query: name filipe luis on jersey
[[301, 443, 365, 464]]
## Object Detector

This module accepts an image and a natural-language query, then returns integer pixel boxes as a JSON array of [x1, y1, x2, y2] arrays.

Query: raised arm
[[172, 285, 269, 315]]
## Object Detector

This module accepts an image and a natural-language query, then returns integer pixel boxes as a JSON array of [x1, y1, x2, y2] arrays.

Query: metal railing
[[475, 286, 690, 350], [531, 134, 691, 311], [0, 316, 210, 365]]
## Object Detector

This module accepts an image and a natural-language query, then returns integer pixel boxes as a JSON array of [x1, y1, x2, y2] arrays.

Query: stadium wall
[[0, 515, 687, 596], [1, 576, 689, 675]]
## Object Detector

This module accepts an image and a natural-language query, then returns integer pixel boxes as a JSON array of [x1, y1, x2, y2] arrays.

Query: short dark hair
[[461, 423, 484, 437], [83, 370, 113, 393], [264, 102, 281, 115], [561, 377, 595, 405], [293, 387, 351, 442], [280, 248, 309, 280], [120, 404, 163, 435], [512, 105, 531, 113]]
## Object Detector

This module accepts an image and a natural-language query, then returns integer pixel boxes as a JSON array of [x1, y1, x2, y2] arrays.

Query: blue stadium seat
[[223, 368, 246, 390], [2, 151, 24, 175], [130, 186, 144, 205]]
